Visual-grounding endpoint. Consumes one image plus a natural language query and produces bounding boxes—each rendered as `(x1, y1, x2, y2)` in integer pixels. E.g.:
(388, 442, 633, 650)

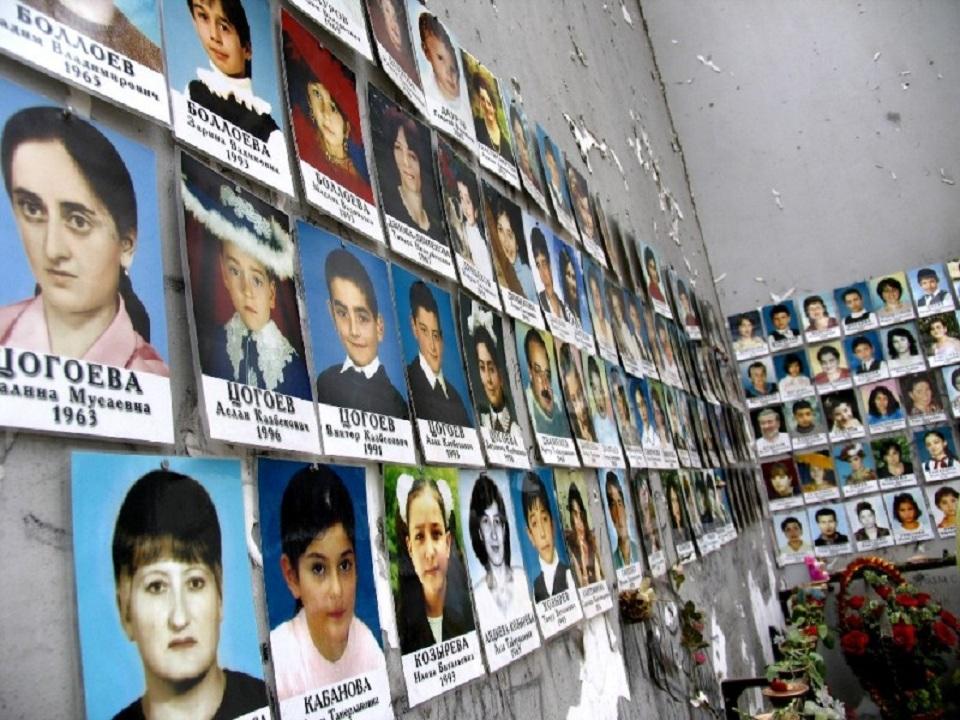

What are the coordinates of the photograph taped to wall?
(860, 378, 905, 434)
(556, 338, 604, 468)
(458, 292, 531, 468)
(882, 322, 927, 377)
(298, 223, 416, 463)
(365, 0, 426, 114)
(915, 425, 960, 483)
(555, 469, 614, 618)
(784, 394, 827, 449)
(499, 83, 548, 213)
(741, 356, 779, 408)
(368, 84, 455, 279)
(844, 329, 888, 385)
(281, 12, 383, 243)
(535, 125, 579, 239)
(457, 468, 540, 671)
(642, 242, 673, 320)
(483, 182, 543, 327)
(607, 282, 643, 375)
(607, 363, 646, 467)
(382, 464, 484, 705)
(917, 311, 960, 368)
(800, 291, 842, 342)
(582, 257, 618, 364)
(392, 263, 484, 467)
(762, 300, 803, 352)
(821, 388, 865, 443)
(461, 50, 519, 188)
(257, 459, 391, 720)
(871, 434, 917, 491)
(598, 468, 645, 590)
(774, 350, 814, 402)
(807, 502, 853, 558)
(585, 353, 626, 468)
(807, 339, 852, 392)
(514, 320, 578, 466)
(162, 0, 294, 195)
(509, 467, 584, 638)
(884, 488, 935, 544)
(943, 364, 960, 418)
(834, 280, 878, 333)
(728, 309, 766, 361)
(179, 153, 319, 453)
(772, 510, 813, 566)
(631, 469, 666, 576)
(408, 2, 477, 152)
(287, 0, 373, 61)
(565, 162, 606, 265)
(751, 404, 792, 458)
(436, 138, 501, 309)
(0, 0, 169, 122)
(844, 494, 894, 552)
(901, 370, 947, 427)
(870, 271, 915, 326)
(762, 458, 803, 511)
(795, 450, 840, 504)
(0, 78, 173, 443)
(662, 470, 695, 563)
(909, 263, 955, 317)
(924, 481, 958, 539)
(72, 452, 270, 720)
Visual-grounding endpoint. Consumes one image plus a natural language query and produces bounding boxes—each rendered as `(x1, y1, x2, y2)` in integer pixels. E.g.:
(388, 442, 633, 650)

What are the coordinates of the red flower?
(941, 610, 959, 631)
(693, 650, 707, 665)
(915, 592, 931, 606)
(847, 595, 866, 610)
(895, 594, 920, 608)
(876, 585, 893, 600)
(892, 623, 917, 653)
(840, 630, 870, 656)
(932, 621, 957, 647)
(802, 625, 819, 637)
(845, 614, 863, 629)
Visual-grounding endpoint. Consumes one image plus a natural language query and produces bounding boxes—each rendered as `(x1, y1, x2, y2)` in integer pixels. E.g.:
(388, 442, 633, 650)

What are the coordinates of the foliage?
(679, 599, 709, 665)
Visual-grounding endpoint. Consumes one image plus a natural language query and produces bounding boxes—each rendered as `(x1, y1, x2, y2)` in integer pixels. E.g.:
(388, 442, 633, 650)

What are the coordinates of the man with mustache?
(523, 328, 571, 438)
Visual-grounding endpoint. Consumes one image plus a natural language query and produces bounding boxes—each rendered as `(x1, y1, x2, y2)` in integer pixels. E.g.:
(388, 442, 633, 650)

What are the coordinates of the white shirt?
(463, 223, 494, 281)
(341, 355, 381, 379)
(539, 550, 561, 593)
(418, 353, 448, 396)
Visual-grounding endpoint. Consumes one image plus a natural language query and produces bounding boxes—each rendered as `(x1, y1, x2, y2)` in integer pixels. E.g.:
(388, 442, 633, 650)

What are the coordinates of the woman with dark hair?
(111, 469, 266, 719)
(886, 326, 921, 369)
(470, 70, 513, 163)
(467, 474, 530, 624)
(367, 0, 421, 82)
(643, 246, 664, 302)
(565, 483, 601, 585)
(892, 492, 923, 532)
(812, 345, 850, 384)
(866, 385, 903, 422)
(877, 440, 913, 479)
(282, 23, 372, 202)
(396, 472, 475, 653)
(185, 0, 279, 142)
(487, 190, 536, 300)
(271, 466, 385, 700)
(778, 353, 812, 394)
(374, 99, 444, 241)
(0, 107, 168, 375)
(875, 276, 910, 319)
(559, 246, 581, 327)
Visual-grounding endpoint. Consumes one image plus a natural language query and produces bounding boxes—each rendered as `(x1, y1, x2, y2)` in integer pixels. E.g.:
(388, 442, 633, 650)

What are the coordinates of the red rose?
(876, 585, 893, 600)
(932, 621, 957, 647)
(802, 625, 819, 637)
(915, 592, 931, 606)
(845, 614, 863, 629)
(892, 623, 917, 653)
(895, 593, 920, 608)
(848, 595, 866, 610)
(693, 650, 707, 665)
(941, 610, 959, 631)
(840, 630, 870, 656)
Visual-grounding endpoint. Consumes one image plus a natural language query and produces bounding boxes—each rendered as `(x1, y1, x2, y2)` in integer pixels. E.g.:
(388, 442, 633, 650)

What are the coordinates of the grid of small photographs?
(729, 266, 960, 565)
(0, 1, 783, 716)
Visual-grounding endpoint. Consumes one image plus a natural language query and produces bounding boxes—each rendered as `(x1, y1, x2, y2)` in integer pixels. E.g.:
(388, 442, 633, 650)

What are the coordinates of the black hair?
(952, 367, 960, 388)
(814, 507, 837, 521)
(586, 355, 601, 384)
(605, 471, 623, 501)
(521, 471, 550, 527)
(878, 439, 903, 459)
(876, 276, 902, 297)
(409, 279, 439, 322)
(468, 473, 510, 568)
(491, 193, 527, 264)
(325, 248, 378, 317)
(783, 353, 804, 372)
(867, 385, 900, 417)
(112, 469, 222, 591)
(419, 11, 455, 59)
(792, 399, 812, 414)
(855, 500, 874, 516)
(186, 0, 252, 77)
(780, 516, 801, 531)
(816, 345, 840, 362)
(916, 267, 938, 283)
(280, 466, 356, 609)
(893, 492, 921, 520)
(842, 287, 862, 301)
(404, 475, 449, 535)
(851, 336, 873, 352)
(770, 303, 790, 317)
(923, 429, 946, 444)
(559, 246, 579, 310)
(934, 486, 959, 505)
(523, 327, 547, 365)
(530, 226, 549, 261)
(1, 106, 150, 340)
(748, 361, 766, 374)
(567, 482, 589, 528)
(886, 327, 918, 358)
(803, 295, 826, 313)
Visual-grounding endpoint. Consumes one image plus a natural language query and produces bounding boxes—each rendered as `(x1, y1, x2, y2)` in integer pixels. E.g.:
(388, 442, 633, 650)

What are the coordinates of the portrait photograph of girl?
(162, 0, 294, 194)
(72, 452, 268, 720)
(631, 469, 666, 575)
(882, 322, 926, 377)
(383, 464, 484, 705)
(457, 469, 540, 671)
(462, 51, 518, 187)
(258, 459, 391, 720)
(860, 379, 906, 432)
(924, 482, 958, 538)
(0, 80, 173, 441)
(884, 489, 934, 544)
(365, 0, 426, 112)
(555, 469, 613, 617)
(281, 11, 383, 242)
(663, 470, 696, 562)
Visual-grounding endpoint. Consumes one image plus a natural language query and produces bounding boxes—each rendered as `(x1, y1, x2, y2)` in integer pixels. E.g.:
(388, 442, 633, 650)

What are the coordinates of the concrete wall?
(0, 2, 777, 720)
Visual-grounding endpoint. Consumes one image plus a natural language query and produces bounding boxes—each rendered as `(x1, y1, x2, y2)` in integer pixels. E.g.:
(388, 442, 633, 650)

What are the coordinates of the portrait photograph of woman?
(368, 84, 454, 278)
(462, 52, 518, 186)
(800, 292, 841, 342)
(457, 469, 540, 671)
(258, 460, 391, 719)
(383, 464, 484, 704)
(281, 12, 382, 242)
(365, 0, 423, 96)
(870, 271, 915, 325)
(870, 436, 917, 489)
(662, 471, 694, 560)
(884, 489, 934, 543)
(729, 310, 767, 360)
(843, 496, 893, 551)
(918, 311, 960, 367)
(162, 0, 294, 194)
(482, 181, 542, 322)
(555, 468, 613, 617)
(0, 81, 173, 440)
(72, 452, 269, 720)
(860, 379, 906, 432)
(631, 469, 666, 574)
(882, 322, 926, 376)
(924, 482, 958, 538)
(500, 85, 548, 212)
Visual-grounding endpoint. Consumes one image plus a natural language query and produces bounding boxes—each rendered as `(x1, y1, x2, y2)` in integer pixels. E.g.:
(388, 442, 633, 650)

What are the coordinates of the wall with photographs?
(644, 1, 960, 313)
(0, 4, 779, 720)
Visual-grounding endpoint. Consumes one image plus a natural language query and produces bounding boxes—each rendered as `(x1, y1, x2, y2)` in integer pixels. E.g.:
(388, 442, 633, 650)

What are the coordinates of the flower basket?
(836, 557, 958, 720)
